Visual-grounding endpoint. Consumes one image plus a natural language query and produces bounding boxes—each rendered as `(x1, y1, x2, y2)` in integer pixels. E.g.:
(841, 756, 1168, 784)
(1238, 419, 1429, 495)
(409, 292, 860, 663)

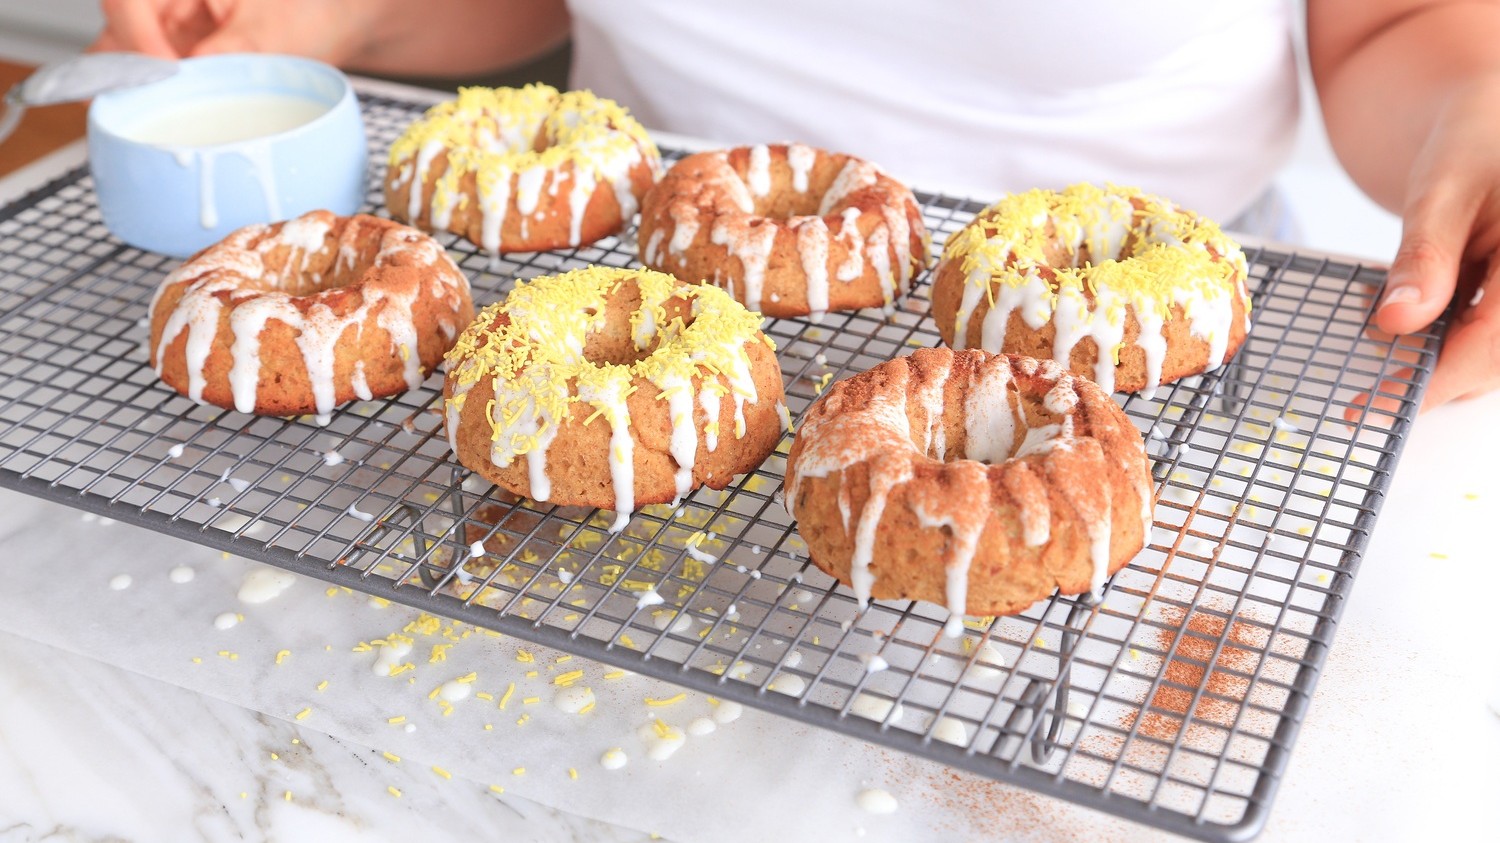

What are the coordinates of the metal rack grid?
(0, 90, 1441, 842)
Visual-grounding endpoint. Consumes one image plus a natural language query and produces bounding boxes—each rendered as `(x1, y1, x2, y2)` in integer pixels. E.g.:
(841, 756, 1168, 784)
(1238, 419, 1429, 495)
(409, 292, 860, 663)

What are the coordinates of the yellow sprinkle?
(476, 691, 494, 701)
(456, 672, 479, 684)
(569, 768, 579, 780)
(490, 784, 505, 794)
(275, 650, 291, 665)
(369, 596, 391, 608)
(316, 680, 329, 692)
(554, 669, 586, 686)
(388, 786, 402, 798)
(270, 752, 279, 760)
(516, 714, 530, 725)
(522, 696, 541, 705)
(645, 693, 687, 707)
(619, 634, 637, 648)
(325, 587, 339, 597)
(440, 701, 454, 716)
(284, 791, 292, 802)
(295, 708, 312, 721)
(383, 751, 401, 763)
(603, 670, 628, 680)
(1464, 492, 1480, 500)
(499, 682, 516, 709)
(516, 650, 534, 663)
(387, 715, 406, 724)
(432, 765, 452, 779)
(526, 670, 539, 678)
(428, 686, 442, 700)
(484, 723, 494, 730)
(1429, 552, 1449, 560)
(430, 644, 451, 663)
(513, 767, 526, 776)
(217, 650, 237, 661)
(652, 718, 672, 738)
(555, 654, 573, 664)
(579, 701, 596, 714)
(191, 657, 202, 664)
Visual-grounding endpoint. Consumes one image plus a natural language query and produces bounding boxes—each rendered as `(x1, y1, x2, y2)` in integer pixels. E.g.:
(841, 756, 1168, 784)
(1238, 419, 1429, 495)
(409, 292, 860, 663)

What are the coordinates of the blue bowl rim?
(86, 53, 359, 154)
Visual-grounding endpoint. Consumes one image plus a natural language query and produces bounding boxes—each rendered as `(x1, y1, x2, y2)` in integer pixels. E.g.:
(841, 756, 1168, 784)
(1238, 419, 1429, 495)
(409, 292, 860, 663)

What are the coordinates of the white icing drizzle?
(407, 140, 445, 222)
(834, 207, 865, 281)
(746, 144, 772, 196)
(795, 216, 831, 321)
(662, 373, 697, 502)
(787, 143, 815, 193)
(478, 169, 512, 254)
(578, 377, 635, 532)
(818, 160, 878, 216)
(710, 217, 775, 313)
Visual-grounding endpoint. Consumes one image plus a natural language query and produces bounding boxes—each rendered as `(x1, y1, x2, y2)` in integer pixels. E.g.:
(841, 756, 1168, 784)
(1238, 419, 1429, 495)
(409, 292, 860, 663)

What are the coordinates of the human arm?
(1309, 0, 1500, 407)
(93, 0, 571, 78)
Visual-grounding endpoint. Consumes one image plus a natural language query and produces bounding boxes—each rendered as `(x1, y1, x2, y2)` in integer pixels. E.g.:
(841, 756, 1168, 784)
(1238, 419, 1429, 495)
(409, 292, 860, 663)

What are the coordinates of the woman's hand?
(90, 0, 570, 78)
(1374, 76, 1500, 409)
(92, 0, 370, 64)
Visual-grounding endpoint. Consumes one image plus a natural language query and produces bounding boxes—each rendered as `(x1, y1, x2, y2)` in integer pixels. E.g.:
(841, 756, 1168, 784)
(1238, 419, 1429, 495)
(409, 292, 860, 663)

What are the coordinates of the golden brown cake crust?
(785, 347, 1154, 621)
(442, 267, 786, 524)
(638, 144, 930, 319)
(149, 212, 474, 418)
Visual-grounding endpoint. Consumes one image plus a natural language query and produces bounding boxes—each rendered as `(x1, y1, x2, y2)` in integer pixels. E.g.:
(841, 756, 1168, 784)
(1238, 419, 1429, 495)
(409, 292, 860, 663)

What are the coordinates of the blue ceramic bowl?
(87, 54, 367, 257)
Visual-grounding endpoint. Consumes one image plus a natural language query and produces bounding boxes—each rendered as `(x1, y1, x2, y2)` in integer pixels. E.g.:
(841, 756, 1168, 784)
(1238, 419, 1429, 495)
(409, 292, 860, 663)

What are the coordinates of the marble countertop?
(0, 384, 1495, 842)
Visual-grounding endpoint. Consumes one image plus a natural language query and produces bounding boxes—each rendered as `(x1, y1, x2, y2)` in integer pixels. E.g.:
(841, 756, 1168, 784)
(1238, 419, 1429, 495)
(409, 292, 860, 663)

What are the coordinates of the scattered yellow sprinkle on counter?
(490, 784, 505, 794)
(603, 670, 628, 680)
(499, 682, 516, 709)
(275, 649, 291, 665)
(432, 765, 452, 780)
(316, 680, 329, 692)
(512, 767, 526, 776)
(554, 670, 586, 687)
(382, 751, 401, 764)
(646, 693, 686, 707)
(295, 708, 312, 721)
(430, 644, 451, 663)
(568, 768, 579, 780)
(387, 715, 406, 725)
(270, 752, 279, 761)
(388, 785, 402, 798)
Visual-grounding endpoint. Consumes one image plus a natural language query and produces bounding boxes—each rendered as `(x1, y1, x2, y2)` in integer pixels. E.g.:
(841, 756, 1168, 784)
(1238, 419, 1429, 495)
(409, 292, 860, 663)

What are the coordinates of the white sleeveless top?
(568, 0, 1299, 221)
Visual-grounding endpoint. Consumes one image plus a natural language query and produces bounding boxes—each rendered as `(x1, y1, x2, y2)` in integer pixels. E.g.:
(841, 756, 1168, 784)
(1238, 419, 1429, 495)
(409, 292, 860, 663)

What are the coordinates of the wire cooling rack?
(0, 88, 1442, 842)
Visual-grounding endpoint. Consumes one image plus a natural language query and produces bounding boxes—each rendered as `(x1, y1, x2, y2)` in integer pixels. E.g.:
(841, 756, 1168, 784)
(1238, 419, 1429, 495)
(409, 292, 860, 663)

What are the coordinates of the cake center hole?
(581, 284, 697, 368)
(924, 388, 1071, 464)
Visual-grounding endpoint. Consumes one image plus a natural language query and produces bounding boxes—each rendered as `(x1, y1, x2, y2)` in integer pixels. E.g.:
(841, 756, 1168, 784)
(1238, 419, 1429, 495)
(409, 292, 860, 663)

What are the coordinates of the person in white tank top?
(94, 0, 1500, 408)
